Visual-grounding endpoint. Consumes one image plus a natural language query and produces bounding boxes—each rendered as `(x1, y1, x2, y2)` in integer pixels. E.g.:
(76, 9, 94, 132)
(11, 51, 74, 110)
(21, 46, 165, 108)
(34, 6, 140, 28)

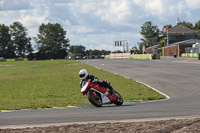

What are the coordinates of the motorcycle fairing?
(81, 81, 89, 94)
(90, 88, 110, 104)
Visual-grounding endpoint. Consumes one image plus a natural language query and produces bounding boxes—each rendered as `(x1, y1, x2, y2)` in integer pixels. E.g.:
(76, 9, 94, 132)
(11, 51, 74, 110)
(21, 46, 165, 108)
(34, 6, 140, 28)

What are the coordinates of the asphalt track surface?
(1, 58, 200, 128)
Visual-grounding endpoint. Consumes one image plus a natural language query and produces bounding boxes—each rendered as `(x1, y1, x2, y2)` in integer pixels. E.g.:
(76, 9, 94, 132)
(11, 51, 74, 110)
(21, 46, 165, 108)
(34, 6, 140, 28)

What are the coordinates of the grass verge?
(0, 60, 165, 110)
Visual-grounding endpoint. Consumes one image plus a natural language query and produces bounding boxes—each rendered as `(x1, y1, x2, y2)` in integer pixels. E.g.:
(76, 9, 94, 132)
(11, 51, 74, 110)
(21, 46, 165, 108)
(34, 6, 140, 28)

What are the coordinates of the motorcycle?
(81, 79, 123, 107)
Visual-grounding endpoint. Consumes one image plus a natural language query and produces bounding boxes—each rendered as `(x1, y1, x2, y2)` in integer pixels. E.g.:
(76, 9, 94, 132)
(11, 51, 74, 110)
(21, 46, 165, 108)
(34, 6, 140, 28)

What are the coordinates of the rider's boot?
(108, 86, 114, 95)
(103, 80, 114, 95)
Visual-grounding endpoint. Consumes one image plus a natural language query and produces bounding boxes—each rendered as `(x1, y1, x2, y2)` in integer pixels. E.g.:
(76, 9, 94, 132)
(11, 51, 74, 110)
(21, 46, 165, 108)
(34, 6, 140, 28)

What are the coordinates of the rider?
(79, 69, 114, 94)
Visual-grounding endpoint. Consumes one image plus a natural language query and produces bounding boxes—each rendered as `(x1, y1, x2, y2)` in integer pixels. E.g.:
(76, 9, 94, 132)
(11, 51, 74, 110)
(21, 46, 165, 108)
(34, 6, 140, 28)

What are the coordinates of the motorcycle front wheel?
(113, 91, 123, 106)
(87, 91, 102, 107)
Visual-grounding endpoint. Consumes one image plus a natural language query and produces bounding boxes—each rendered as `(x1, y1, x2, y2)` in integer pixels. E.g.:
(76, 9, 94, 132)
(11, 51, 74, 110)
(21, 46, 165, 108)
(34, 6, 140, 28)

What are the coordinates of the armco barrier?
(181, 53, 198, 58)
(130, 54, 152, 60)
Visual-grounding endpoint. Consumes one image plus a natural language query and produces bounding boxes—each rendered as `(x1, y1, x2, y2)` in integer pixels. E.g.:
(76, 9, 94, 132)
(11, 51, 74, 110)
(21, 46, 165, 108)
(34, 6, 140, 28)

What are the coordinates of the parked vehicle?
(81, 79, 123, 107)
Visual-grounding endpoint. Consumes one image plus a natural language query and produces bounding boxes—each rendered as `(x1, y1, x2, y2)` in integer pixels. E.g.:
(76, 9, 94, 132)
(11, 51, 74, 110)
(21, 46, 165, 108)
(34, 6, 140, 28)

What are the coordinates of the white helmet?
(79, 69, 88, 79)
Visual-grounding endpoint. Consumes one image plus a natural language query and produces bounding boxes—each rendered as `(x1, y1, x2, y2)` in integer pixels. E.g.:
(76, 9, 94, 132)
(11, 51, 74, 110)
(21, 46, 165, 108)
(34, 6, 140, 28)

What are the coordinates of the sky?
(0, 0, 200, 51)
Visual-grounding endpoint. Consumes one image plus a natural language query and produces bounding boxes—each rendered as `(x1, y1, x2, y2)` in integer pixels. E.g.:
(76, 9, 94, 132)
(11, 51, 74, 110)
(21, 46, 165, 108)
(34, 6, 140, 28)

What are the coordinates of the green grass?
(0, 60, 165, 110)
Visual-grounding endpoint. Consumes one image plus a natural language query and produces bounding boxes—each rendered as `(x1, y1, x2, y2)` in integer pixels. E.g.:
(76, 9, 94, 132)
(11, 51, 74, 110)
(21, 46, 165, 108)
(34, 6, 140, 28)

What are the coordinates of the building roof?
(167, 24, 198, 34)
(163, 39, 200, 48)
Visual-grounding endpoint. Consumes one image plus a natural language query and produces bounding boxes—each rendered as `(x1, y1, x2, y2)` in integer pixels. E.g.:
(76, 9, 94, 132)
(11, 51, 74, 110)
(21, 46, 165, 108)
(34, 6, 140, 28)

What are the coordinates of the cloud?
(94, 1, 133, 25)
(19, 9, 49, 27)
(0, 1, 4, 7)
(169, 1, 185, 14)
(168, 0, 200, 24)
(132, 0, 199, 24)
(185, 0, 200, 9)
(71, 26, 95, 34)
(70, 0, 133, 26)
(0, 0, 31, 11)
(146, 0, 164, 15)
(133, 0, 164, 16)
(0, 5, 49, 36)
(0, 0, 199, 51)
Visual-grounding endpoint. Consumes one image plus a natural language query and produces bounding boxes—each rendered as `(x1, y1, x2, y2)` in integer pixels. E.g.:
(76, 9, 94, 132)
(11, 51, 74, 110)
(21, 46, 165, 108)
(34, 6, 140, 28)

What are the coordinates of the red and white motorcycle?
(81, 79, 123, 107)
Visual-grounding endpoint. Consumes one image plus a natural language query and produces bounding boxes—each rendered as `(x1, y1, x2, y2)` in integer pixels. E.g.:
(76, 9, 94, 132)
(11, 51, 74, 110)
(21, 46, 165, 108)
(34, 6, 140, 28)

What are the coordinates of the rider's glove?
(92, 78, 98, 83)
(104, 80, 110, 85)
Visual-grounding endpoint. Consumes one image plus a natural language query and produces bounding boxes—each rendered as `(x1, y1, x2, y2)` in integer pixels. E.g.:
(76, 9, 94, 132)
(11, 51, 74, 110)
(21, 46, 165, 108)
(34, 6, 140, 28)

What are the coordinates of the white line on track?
(135, 80, 171, 100)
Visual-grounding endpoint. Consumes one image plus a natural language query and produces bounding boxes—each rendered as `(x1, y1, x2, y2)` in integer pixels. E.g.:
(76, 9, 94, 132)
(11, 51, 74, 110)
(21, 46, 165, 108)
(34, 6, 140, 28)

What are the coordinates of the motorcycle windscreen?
(81, 81, 89, 93)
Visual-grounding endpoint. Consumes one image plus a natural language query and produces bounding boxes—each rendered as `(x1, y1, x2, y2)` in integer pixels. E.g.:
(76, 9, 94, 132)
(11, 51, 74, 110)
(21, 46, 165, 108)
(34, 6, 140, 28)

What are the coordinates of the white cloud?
(133, 0, 142, 5)
(132, 0, 199, 23)
(63, 20, 71, 26)
(0, 0, 199, 51)
(185, 0, 200, 9)
(169, 1, 185, 15)
(168, 1, 200, 24)
(133, 0, 164, 16)
(0, 1, 4, 6)
(0, 0, 30, 11)
(0, 11, 17, 24)
(70, 0, 133, 25)
(73, 26, 94, 34)
(145, 0, 164, 16)
(0, 4, 49, 37)
(94, 1, 133, 25)
(18, 9, 49, 27)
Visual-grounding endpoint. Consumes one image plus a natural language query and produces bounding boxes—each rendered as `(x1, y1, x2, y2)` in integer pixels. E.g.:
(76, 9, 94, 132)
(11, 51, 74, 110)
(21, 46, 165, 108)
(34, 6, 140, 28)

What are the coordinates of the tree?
(5, 41, 16, 58)
(180, 21, 193, 29)
(10, 22, 32, 57)
(140, 21, 160, 46)
(137, 41, 145, 54)
(0, 24, 11, 57)
(158, 40, 164, 56)
(35, 23, 70, 59)
(85, 49, 111, 55)
(194, 20, 200, 30)
(101, 50, 111, 55)
(25, 37, 34, 59)
(69, 45, 86, 56)
(194, 21, 200, 39)
(86, 49, 101, 55)
(162, 24, 172, 31)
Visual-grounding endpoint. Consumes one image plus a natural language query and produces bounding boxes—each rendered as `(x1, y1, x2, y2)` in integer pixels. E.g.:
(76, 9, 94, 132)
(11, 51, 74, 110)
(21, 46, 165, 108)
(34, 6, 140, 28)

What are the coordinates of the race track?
(1, 58, 200, 128)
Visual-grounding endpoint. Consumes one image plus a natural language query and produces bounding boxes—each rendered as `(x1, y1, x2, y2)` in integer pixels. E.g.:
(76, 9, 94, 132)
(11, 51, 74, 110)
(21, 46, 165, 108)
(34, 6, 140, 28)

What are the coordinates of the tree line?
(68, 45, 110, 57)
(0, 22, 70, 60)
(1, 20, 199, 59)
(0, 22, 32, 58)
(0, 22, 111, 60)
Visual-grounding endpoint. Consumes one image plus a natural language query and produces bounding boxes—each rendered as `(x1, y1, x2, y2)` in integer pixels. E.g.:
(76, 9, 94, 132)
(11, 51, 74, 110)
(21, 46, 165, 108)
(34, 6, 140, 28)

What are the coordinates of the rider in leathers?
(79, 69, 114, 94)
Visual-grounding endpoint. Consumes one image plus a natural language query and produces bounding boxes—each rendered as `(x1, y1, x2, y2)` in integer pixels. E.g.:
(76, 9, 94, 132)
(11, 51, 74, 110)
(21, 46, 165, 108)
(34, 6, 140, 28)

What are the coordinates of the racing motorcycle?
(81, 79, 123, 107)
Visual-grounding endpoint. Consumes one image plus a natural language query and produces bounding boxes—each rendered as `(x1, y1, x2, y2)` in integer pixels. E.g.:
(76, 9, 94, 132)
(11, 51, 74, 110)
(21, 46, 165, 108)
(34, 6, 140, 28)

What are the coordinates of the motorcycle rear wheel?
(87, 91, 102, 107)
(113, 91, 123, 106)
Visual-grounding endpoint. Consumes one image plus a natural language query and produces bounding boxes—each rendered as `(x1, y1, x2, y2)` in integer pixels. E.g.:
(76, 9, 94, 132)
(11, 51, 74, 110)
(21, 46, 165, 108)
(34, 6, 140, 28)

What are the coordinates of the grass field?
(0, 60, 165, 110)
